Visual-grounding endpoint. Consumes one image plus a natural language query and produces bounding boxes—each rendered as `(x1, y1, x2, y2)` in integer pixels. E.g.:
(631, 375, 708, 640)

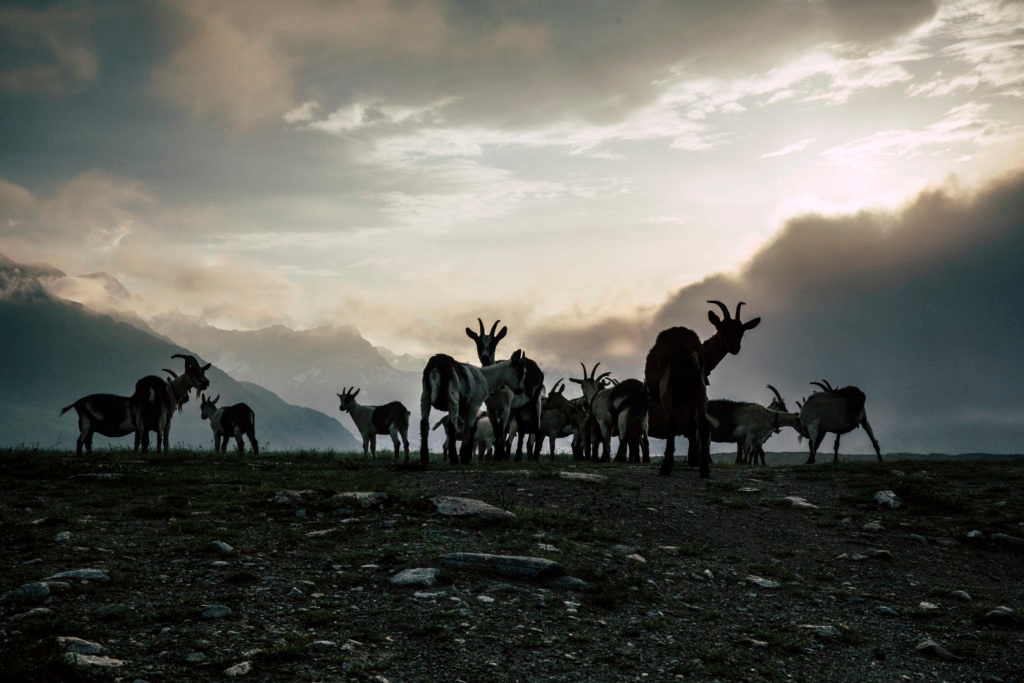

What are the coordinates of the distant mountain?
(149, 314, 424, 432)
(0, 260, 359, 452)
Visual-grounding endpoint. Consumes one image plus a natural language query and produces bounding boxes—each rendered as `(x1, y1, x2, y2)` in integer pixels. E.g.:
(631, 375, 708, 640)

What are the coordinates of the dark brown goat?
(645, 301, 761, 477)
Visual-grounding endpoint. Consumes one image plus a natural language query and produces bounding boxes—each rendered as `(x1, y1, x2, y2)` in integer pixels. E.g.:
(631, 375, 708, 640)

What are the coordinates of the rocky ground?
(0, 450, 1022, 682)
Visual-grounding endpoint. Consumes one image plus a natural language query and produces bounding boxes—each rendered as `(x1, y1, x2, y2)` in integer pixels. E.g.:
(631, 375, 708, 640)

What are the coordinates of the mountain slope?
(0, 270, 359, 452)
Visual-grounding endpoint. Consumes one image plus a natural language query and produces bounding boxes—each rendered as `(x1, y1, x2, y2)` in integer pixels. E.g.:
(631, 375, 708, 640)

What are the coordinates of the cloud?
(0, 5, 98, 94)
(760, 138, 817, 159)
(533, 167, 1024, 453)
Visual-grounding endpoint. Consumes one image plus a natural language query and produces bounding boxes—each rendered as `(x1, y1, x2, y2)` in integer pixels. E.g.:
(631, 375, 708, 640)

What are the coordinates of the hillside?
(0, 267, 358, 452)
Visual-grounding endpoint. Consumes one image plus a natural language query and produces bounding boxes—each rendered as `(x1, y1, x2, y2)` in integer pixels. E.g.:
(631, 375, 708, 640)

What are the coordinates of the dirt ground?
(1, 450, 1022, 682)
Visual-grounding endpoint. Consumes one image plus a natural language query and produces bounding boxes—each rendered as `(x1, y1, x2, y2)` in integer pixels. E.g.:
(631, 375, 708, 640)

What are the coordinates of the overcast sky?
(2, 0, 1023, 368)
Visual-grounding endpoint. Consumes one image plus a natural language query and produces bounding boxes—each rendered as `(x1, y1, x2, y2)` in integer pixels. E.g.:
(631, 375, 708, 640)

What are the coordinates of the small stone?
(287, 587, 304, 599)
(186, 652, 206, 663)
(201, 605, 232, 619)
(45, 569, 110, 583)
(992, 533, 1024, 546)
(918, 601, 939, 611)
(224, 661, 252, 676)
(389, 568, 441, 587)
(949, 589, 972, 602)
(64, 653, 126, 668)
(874, 490, 902, 509)
(207, 541, 233, 553)
(908, 533, 928, 545)
(799, 624, 841, 640)
(966, 530, 983, 539)
(54, 531, 72, 543)
(1, 582, 51, 605)
(746, 575, 780, 589)
(873, 605, 900, 616)
(557, 472, 607, 483)
(57, 637, 103, 654)
(915, 638, 960, 660)
(981, 606, 1015, 625)
(784, 496, 818, 509)
(862, 520, 885, 532)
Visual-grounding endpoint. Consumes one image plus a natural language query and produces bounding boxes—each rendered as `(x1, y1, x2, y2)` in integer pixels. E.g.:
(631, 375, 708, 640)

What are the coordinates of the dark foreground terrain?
(0, 449, 1022, 682)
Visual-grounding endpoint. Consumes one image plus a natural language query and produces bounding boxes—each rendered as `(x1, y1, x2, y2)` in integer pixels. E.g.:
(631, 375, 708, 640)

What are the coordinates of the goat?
(200, 393, 259, 456)
(337, 386, 411, 462)
(799, 379, 882, 464)
(569, 362, 612, 460)
(590, 378, 650, 464)
(645, 300, 761, 477)
(709, 384, 792, 465)
(131, 353, 211, 453)
(162, 368, 190, 412)
(706, 397, 801, 466)
(434, 413, 496, 460)
(60, 393, 135, 456)
(467, 318, 546, 460)
(419, 350, 528, 465)
(61, 353, 209, 455)
(534, 379, 589, 460)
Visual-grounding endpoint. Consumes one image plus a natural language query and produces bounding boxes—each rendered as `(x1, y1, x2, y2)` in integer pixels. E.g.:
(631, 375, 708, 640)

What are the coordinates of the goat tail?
(60, 401, 77, 416)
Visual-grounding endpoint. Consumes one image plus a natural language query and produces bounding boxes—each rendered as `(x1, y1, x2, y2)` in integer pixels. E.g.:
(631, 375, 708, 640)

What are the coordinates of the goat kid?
(419, 349, 528, 465)
(200, 393, 259, 456)
(337, 387, 411, 462)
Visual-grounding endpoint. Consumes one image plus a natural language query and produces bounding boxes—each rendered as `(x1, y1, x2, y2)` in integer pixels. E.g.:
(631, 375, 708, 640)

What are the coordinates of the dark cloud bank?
(530, 170, 1024, 455)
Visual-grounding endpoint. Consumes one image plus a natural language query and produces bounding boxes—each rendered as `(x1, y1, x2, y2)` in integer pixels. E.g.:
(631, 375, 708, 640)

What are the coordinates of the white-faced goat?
(419, 349, 528, 465)
(200, 393, 259, 456)
(706, 385, 801, 466)
(337, 386, 411, 462)
(467, 318, 545, 460)
(799, 379, 882, 464)
(131, 353, 211, 453)
(645, 300, 761, 477)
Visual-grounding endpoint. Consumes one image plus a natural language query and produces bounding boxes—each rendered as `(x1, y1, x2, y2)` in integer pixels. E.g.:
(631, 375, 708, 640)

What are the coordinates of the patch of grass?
(256, 632, 312, 663)
(750, 627, 809, 655)
(892, 480, 971, 515)
(748, 561, 799, 582)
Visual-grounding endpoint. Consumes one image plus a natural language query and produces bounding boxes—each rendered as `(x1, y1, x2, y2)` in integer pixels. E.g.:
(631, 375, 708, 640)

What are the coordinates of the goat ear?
(708, 310, 722, 326)
(510, 349, 523, 363)
(202, 362, 211, 371)
(495, 326, 508, 342)
(569, 378, 582, 384)
(743, 317, 761, 330)
(465, 327, 479, 341)
(353, 388, 360, 398)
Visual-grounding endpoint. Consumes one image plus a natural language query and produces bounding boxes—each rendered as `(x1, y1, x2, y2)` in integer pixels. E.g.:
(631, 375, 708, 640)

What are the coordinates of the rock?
(558, 472, 607, 483)
(206, 540, 233, 553)
(746, 575, 780, 589)
(389, 568, 441, 587)
(784, 496, 818, 509)
(908, 533, 928, 545)
(980, 606, 1015, 625)
(64, 653, 126, 668)
(949, 589, 972, 602)
(915, 638, 960, 660)
(432, 497, 516, 524)
(966, 530, 983, 539)
(201, 604, 232, 618)
(1, 581, 50, 605)
(271, 490, 315, 505)
(331, 492, 389, 508)
(225, 660, 253, 676)
(992, 533, 1024, 546)
(45, 569, 110, 583)
(442, 553, 565, 579)
(799, 624, 841, 640)
(57, 637, 103, 654)
(873, 605, 900, 616)
(547, 576, 590, 591)
(306, 528, 337, 537)
(874, 490, 902, 508)
(54, 531, 72, 542)
(862, 520, 885, 533)
(918, 601, 939, 611)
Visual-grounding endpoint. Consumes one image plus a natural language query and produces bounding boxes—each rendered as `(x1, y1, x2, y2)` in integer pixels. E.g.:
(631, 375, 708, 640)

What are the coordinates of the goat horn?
(579, 362, 589, 379)
(590, 362, 601, 379)
(596, 371, 612, 382)
(477, 318, 485, 335)
(735, 301, 746, 319)
(766, 384, 783, 402)
(489, 319, 500, 336)
(171, 353, 200, 367)
(821, 378, 835, 391)
(707, 300, 731, 319)
(810, 381, 830, 392)
(163, 368, 178, 378)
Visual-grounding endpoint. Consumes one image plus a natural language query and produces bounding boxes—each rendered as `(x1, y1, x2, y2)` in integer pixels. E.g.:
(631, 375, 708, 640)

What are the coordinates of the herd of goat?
(60, 301, 882, 477)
